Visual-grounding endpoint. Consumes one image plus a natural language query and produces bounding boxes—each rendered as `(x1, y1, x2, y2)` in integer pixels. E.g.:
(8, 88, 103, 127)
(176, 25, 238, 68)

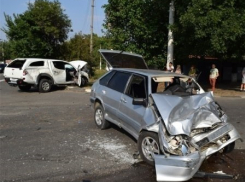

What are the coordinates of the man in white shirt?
(209, 64, 219, 91)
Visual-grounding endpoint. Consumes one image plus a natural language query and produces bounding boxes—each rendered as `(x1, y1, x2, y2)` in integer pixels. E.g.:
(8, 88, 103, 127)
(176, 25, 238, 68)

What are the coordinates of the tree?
(0, 40, 11, 61)
(174, 0, 245, 60)
(2, 0, 71, 58)
(60, 32, 113, 73)
(103, 0, 245, 63)
(103, 0, 171, 69)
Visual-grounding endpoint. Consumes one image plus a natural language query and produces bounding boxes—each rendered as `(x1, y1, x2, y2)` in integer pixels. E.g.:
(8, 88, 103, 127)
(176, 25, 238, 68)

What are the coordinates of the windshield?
(151, 76, 203, 96)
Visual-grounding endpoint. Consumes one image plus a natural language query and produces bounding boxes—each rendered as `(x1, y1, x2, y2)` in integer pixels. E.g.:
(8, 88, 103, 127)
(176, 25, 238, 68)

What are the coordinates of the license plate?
(10, 78, 17, 81)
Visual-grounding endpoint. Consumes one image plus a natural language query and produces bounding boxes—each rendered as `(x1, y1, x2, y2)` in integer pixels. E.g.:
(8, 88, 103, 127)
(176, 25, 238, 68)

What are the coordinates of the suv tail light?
(23, 69, 28, 76)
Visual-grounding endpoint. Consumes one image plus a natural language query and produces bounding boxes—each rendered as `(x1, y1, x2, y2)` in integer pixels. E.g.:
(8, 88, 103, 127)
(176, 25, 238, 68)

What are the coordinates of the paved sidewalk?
(201, 82, 245, 97)
(67, 82, 245, 98)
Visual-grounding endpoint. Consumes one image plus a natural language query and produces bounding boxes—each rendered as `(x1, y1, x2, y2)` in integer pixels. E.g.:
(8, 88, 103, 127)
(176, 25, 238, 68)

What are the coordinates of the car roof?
(14, 58, 65, 62)
(112, 68, 191, 78)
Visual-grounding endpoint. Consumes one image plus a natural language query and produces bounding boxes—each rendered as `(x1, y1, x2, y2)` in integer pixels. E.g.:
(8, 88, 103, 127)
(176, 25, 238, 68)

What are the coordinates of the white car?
(4, 58, 88, 92)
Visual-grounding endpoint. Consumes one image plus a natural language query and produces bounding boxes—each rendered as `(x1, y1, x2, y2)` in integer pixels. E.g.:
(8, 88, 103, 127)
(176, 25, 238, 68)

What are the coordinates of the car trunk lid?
(99, 49, 148, 70)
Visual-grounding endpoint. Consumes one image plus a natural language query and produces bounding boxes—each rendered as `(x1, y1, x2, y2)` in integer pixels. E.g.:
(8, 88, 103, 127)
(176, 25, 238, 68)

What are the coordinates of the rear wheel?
(138, 131, 160, 166)
(18, 85, 31, 91)
(39, 79, 52, 93)
(94, 103, 110, 129)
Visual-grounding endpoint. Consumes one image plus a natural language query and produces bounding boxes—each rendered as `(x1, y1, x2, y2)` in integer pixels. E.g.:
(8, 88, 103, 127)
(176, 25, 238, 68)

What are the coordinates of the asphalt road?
(0, 73, 245, 182)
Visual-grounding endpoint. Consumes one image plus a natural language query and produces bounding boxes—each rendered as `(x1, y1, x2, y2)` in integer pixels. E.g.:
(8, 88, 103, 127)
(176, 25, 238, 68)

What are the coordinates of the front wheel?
(94, 103, 110, 129)
(39, 79, 52, 93)
(18, 85, 31, 91)
(138, 131, 161, 166)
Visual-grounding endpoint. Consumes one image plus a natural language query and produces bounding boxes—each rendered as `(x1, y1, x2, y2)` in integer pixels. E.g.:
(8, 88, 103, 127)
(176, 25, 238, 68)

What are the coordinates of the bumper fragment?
(154, 151, 204, 182)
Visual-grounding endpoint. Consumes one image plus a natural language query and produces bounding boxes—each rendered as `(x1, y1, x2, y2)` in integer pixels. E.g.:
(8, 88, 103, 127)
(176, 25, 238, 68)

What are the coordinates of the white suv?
(4, 58, 79, 92)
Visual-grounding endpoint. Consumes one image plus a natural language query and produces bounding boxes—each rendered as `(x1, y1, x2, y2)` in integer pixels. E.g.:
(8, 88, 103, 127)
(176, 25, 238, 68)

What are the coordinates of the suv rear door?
(4, 59, 26, 81)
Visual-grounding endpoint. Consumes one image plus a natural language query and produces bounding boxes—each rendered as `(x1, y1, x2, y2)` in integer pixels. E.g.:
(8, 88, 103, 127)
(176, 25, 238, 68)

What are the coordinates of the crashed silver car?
(90, 49, 241, 181)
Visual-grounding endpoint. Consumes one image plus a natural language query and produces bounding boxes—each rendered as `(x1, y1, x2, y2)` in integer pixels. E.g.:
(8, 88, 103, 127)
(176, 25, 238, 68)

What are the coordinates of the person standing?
(188, 65, 197, 78)
(165, 62, 174, 88)
(167, 62, 174, 72)
(209, 64, 219, 91)
(175, 65, 182, 74)
(241, 67, 245, 91)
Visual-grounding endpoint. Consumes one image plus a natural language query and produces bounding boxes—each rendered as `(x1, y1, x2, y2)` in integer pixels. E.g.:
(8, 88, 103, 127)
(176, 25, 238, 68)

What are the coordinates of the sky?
(0, 0, 108, 41)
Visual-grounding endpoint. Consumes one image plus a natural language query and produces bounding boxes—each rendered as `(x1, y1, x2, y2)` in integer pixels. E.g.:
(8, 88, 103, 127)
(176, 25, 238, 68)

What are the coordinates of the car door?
(50, 61, 75, 84)
(100, 71, 131, 126)
(117, 74, 147, 138)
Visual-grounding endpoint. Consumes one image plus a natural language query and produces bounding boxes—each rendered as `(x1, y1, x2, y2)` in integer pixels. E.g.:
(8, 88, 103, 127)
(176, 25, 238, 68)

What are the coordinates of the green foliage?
(174, 0, 245, 59)
(103, 0, 245, 62)
(103, 0, 169, 68)
(0, 41, 11, 61)
(60, 32, 113, 74)
(92, 69, 107, 80)
(2, 0, 71, 58)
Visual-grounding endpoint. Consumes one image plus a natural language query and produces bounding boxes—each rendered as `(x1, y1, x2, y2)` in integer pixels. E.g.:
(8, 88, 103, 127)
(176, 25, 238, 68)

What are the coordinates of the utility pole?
(167, 0, 175, 70)
(90, 0, 94, 57)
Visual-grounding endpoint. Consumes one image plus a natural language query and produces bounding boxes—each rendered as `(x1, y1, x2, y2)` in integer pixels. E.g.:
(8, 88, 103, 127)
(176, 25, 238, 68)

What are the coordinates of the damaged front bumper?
(155, 122, 241, 182)
(154, 151, 204, 182)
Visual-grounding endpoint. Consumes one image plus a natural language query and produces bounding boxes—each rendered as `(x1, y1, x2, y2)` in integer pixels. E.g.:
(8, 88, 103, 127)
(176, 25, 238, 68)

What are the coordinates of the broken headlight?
(167, 135, 197, 156)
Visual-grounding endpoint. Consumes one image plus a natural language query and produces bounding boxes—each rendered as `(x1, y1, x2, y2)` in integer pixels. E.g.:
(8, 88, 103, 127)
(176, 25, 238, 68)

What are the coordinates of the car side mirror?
(133, 98, 147, 107)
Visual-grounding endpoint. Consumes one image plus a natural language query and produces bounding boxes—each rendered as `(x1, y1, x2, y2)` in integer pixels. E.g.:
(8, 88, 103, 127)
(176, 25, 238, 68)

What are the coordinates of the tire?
(39, 79, 52, 93)
(94, 103, 110, 129)
(18, 85, 31, 91)
(223, 141, 235, 153)
(138, 131, 161, 166)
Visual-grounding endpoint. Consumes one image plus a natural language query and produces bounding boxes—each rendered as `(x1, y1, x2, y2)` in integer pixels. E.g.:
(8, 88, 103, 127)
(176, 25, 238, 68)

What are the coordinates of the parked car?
(0, 63, 7, 73)
(70, 60, 89, 87)
(4, 58, 77, 92)
(90, 49, 241, 182)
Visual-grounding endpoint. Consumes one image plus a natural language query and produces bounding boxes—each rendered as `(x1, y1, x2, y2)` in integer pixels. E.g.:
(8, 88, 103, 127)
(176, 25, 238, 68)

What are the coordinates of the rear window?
(107, 72, 131, 93)
(99, 71, 116, 86)
(7, 60, 26, 69)
(29, 61, 44, 67)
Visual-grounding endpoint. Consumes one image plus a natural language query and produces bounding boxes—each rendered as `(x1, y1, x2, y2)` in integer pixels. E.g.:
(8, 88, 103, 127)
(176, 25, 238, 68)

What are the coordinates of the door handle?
(120, 98, 127, 103)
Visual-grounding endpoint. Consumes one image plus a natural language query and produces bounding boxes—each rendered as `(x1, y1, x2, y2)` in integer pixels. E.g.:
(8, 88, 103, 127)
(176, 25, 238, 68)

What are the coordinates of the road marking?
(0, 79, 5, 82)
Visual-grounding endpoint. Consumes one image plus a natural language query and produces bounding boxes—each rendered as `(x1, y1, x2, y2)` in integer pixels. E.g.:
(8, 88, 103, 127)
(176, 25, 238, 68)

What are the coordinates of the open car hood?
(70, 60, 87, 70)
(99, 49, 148, 70)
(151, 92, 227, 136)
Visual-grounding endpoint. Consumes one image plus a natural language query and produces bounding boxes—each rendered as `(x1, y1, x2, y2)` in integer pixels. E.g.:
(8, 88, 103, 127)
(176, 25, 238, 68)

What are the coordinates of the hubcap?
(95, 109, 103, 126)
(142, 137, 160, 161)
(42, 82, 50, 91)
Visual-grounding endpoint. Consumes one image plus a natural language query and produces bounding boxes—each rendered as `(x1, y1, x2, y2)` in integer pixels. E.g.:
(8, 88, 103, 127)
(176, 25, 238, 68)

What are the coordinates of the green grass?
(88, 69, 107, 86)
